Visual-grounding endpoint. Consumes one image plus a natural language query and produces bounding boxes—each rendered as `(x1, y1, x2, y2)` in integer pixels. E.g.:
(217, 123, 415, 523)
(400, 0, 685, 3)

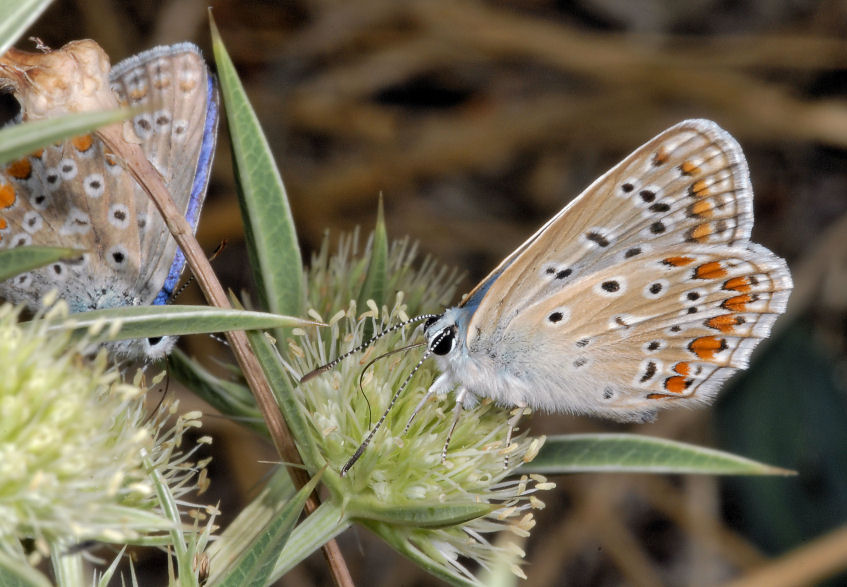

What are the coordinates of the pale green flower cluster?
(286, 232, 554, 582)
(0, 300, 210, 565)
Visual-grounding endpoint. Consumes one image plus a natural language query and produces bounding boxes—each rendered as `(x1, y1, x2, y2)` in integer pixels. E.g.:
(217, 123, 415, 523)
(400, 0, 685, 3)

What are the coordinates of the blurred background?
(17, 0, 847, 585)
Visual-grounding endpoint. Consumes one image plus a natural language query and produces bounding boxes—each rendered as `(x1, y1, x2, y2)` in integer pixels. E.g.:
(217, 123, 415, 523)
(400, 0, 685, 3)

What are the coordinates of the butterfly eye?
(430, 326, 456, 356)
(424, 315, 440, 329)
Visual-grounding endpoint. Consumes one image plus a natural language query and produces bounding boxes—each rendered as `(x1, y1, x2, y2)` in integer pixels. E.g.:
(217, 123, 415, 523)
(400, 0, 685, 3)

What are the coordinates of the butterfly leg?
(404, 390, 434, 434)
(503, 404, 527, 468)
(404, 371, 452, 433)
(441, 387, 468, 463)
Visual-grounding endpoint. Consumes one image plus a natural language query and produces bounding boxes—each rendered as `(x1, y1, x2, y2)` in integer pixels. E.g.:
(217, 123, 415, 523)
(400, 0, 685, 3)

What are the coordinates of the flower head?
(287, 232, 554, 582)
(0, 301, 210, 563)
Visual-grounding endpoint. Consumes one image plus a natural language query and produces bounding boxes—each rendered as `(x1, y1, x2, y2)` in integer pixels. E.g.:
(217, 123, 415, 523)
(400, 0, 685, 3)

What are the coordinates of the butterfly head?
(423, 306, 473, 362)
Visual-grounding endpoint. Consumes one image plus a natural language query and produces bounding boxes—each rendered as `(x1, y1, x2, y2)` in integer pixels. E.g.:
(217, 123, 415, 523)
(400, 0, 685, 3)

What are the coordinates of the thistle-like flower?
(0, 299, 211, 566)
(286, 232, 555, 583)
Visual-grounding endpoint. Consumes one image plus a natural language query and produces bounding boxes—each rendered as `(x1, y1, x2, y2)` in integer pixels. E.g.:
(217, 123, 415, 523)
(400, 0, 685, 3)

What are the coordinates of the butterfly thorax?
(424, 306, 537, 410)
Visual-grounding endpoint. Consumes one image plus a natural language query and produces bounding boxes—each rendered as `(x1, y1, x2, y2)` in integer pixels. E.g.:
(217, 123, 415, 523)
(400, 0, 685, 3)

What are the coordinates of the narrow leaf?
(0, 0, 54, 57)
(209, 16, 303, 320)
(41, 305, 320, 341)
(521, 433, 795, 476)
(357, 195, 389, 339)
(0, 109, 132, 166)
(357, 195, 389, 308)
(245, 328, 324, 471)
(211, 470, 323, 587)
(348, 498, 493, 528)
(206, 469, 296, 573)
(0, 246, 83, 281)
(0, 549, 52, 587)
(269, 500, 351, 582)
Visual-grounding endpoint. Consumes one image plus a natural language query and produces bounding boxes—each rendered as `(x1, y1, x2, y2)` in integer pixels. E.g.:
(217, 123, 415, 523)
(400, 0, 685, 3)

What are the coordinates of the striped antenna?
(299, 313, 440, 383)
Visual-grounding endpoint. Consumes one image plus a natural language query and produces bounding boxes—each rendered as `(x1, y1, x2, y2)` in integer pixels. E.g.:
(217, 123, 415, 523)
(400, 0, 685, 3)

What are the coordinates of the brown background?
(18, 1, 847, 585)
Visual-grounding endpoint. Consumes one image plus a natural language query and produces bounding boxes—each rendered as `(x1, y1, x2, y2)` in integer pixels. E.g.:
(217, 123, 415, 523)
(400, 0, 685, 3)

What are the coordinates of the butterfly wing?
(109, 43, 219, 305)
(0, 43, 217, 326)
(463, 119, 753, 326)
(458, 119, 791, 420)
(0, 132, 147, 312)
(469, 244, 791, 420)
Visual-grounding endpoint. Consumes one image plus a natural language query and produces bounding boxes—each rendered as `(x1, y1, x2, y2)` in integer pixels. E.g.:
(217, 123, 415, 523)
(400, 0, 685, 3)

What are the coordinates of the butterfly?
(305, 119, 793, 474)
(0, 42, 219, 359)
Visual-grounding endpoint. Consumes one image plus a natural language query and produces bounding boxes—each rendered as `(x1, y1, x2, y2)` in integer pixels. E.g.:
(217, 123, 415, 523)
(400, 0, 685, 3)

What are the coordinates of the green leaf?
(211, 469, 323, 587)
(141, 453, 194, 587)
(269, 500, 351, 582)
(40, 305, 319, 341)
(210, 16, 303, 322)
(96, 546, 128, 587)
(0, 246, 83, 281)
(357, 195, 389, 339)
(348, 498, 493, 528)
(168, 348, 263, 430)
(0, 549, 52, 587)
(0, 0, 54, 57)
(357, 195, 389, 308)
(206, 469, 296, 574)
(521, 433, 794, 475)
(245, 327, 324, 472)
(0, 109, 132, 166)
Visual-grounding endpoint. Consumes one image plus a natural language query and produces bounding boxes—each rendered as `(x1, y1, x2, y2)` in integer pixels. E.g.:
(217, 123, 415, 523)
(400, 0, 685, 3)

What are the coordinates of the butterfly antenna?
(142, 371, 172, 427)
(341, 348, 432, 476)
(300, 313, 439, 383)
(170, 240, 228, 303)
(357, 341, 427, 426)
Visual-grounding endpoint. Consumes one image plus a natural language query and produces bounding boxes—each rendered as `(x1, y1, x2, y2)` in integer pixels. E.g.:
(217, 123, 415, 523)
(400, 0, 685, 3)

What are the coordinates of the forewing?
(465, 119, 754, 342)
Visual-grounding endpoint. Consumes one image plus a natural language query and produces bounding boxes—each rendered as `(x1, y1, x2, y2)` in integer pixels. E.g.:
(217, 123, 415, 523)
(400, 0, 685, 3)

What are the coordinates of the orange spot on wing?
(71, 134, 93, 152)
(680, 161, 701, 176)
(690, 199, 714, 218)
(31, 148, 43, 159)
(695, 261, 727, 279)
(647, 393, 684, 401)
(689, 336, 726, 360)
(663, 256, 695, 267)
(103, 149, 119, 167)
(653, 147, 670, 166)
(0, 184, 16, 208)
(673, 362, 690, 375)
(722, 294, 752, 312)
(664, 376, 691, 394)
(724, 276, 751, 292)
(6, 158, 31, 180)
(690, 179, 709, 196)
(0, 217, 7, 229)
(689, 224, 712, 241)
(706, 314, 740, 333)
(129, 88, 148, 100)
